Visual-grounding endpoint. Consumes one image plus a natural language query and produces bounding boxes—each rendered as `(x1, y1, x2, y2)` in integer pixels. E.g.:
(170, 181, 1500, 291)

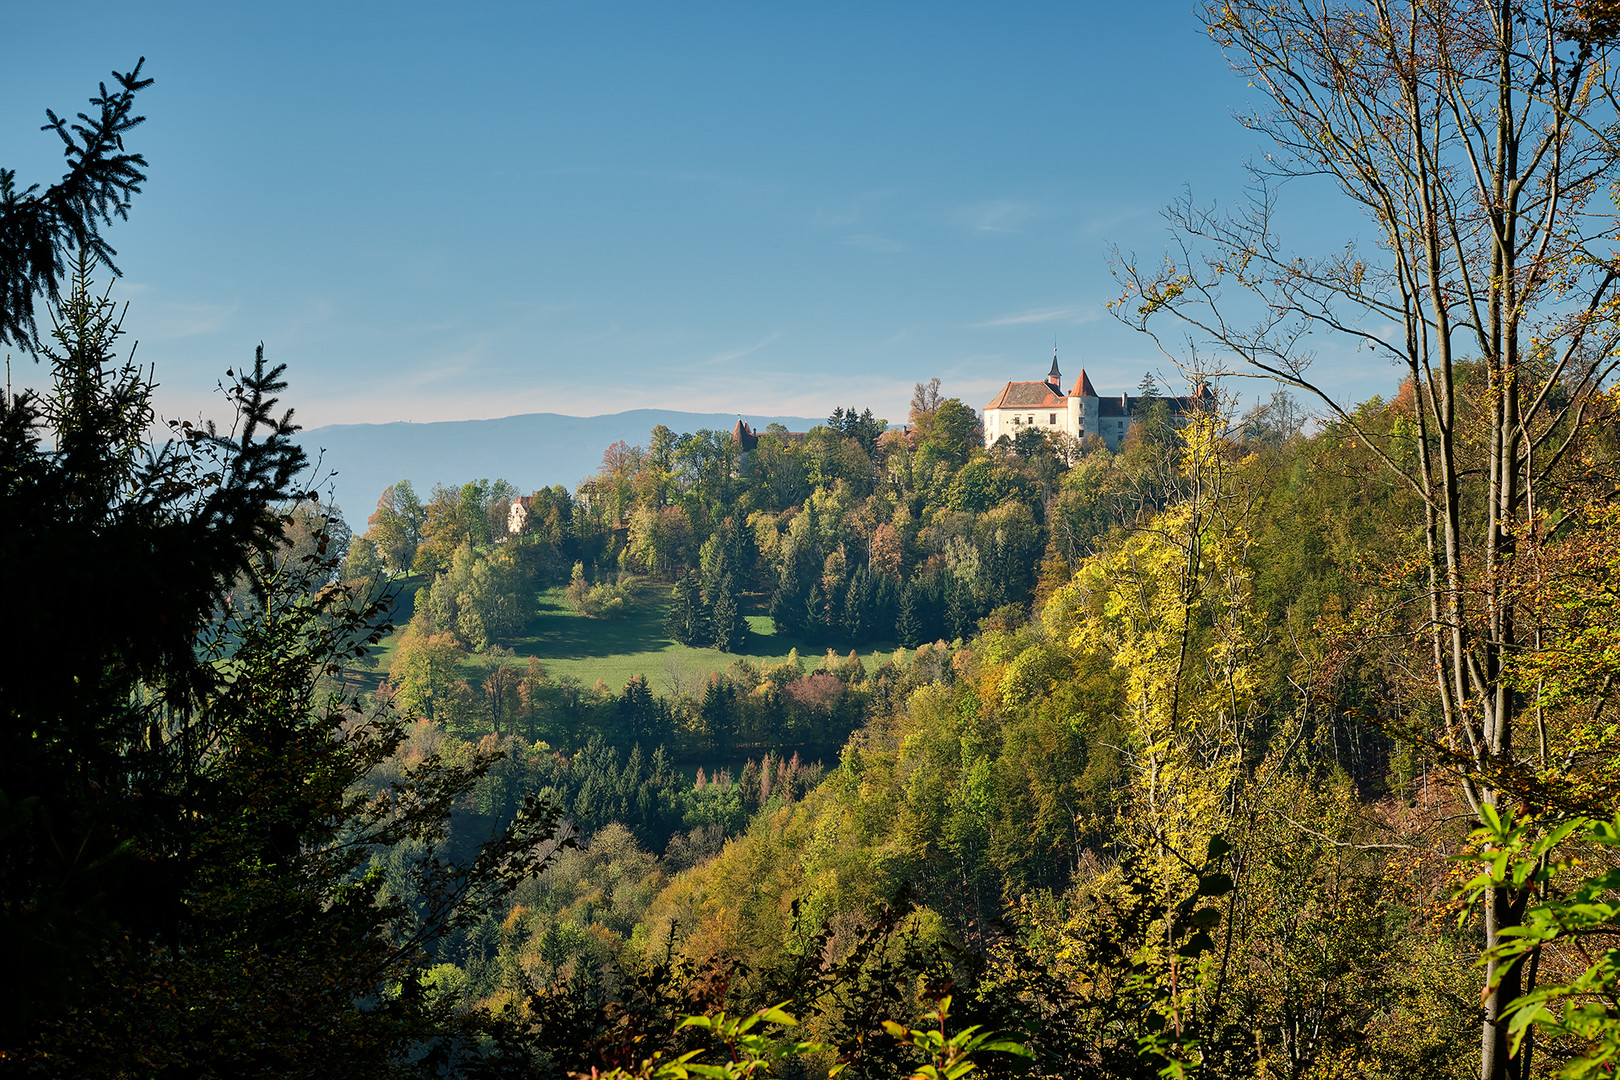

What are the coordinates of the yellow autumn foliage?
(1053, 415, 1264, 878)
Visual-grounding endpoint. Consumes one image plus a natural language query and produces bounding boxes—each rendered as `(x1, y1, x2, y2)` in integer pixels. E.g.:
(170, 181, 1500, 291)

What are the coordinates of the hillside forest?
(14, 5, 1620, 1079)
(320, 355, 1620, 1080)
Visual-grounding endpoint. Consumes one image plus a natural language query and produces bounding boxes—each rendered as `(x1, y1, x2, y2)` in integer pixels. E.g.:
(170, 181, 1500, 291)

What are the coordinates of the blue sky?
(2, 1, 1390, 429)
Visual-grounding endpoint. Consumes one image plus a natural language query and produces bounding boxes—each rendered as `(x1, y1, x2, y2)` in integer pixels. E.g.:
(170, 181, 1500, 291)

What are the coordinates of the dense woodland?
(15, 4, 1620, 1078)
(326, 371, 1571, 1080)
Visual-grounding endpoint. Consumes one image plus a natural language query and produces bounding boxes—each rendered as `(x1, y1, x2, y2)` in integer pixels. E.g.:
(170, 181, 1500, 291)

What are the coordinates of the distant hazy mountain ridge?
(294, 409, 826, 519)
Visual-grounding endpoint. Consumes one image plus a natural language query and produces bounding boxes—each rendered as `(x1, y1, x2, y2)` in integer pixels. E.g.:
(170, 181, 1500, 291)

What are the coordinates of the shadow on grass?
(495, 586, 897, 679)
(506, 586, 673, 659)
(732, 613, 897, 664)
(733, 617, 803, 660)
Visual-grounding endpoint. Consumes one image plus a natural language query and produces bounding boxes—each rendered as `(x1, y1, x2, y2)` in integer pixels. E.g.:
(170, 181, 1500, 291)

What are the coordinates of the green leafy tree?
(1462, 809, 1620, 1079)
(414, 483, 470, 574)
(366, 480, 425, 574)
(458, 479, 492, 547)
(390, 630, 468, 721)
(918, 398, 980, 468)
(423, 541, 529, 651)
(628, 504, 691, 579)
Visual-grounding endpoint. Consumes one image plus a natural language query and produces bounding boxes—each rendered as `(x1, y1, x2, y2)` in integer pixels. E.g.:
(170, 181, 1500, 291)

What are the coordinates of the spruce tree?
(842, 565, 869, 642)
(947, 579, 972, 642)
(804, 581, 826, 643)
(664, 574, 710, 646)
(699, 676, 735, 755)
(1, 263, 569, 1070)
(895, 583, 921, 648)
(1, 60, 152, 351)
(710, 574, 748, 653)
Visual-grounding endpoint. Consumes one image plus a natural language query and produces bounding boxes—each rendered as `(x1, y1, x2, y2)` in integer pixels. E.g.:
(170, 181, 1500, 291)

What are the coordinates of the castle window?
(1012, 415, 1020, 425)
(1049, 413, 1056, 425)
(1027, 415, 1034, 425)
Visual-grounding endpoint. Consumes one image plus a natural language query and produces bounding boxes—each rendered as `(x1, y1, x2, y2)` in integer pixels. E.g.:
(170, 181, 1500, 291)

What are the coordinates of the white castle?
(982, 352, 1213, 451)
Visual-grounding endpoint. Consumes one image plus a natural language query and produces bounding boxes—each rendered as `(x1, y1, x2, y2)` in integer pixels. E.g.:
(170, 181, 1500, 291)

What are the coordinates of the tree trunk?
(1115, 3, 1620, 1077)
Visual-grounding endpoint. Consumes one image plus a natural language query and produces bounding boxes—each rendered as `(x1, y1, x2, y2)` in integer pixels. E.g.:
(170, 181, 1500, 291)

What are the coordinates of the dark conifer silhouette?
(1, 60, 152, 351)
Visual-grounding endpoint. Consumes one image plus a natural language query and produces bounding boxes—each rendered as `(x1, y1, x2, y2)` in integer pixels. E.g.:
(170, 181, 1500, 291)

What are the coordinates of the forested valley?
(314, 361, 1620, 1080)
(14, 3, 1620, 1077)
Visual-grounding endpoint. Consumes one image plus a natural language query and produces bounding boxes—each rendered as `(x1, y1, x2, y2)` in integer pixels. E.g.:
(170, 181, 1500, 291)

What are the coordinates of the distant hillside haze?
(294, 409, 828, 521)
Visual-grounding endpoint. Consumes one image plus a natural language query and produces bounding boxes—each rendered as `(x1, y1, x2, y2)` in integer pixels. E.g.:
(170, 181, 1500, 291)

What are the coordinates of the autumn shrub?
(566, 560, 640, 619)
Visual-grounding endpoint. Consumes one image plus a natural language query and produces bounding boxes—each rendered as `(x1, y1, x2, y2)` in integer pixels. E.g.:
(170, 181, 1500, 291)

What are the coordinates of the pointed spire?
(1070, 369, 1099, 399)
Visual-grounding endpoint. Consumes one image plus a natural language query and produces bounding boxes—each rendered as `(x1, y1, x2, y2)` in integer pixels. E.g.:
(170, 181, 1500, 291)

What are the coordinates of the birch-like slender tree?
(1113, 3, 1620, 1076)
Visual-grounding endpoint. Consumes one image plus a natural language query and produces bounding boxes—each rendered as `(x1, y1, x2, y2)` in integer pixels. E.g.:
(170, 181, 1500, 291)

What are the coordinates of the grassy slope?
(486, 585, 898, 693)
(370, 581, 901, 694)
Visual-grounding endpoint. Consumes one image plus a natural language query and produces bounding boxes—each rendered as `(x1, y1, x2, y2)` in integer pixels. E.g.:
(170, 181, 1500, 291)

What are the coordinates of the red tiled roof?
(985, 381, 1066, 409)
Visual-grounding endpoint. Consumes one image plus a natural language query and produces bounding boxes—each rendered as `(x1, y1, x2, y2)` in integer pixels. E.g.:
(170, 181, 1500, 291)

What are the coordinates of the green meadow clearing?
(370, 581, 904, 693)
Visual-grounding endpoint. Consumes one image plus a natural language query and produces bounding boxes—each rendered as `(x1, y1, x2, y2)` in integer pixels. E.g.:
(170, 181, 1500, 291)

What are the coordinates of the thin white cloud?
(811, 205, 860, 230)
(954, 199, 1039, 234)
(696, 330, 785, 367)
(563, 323, 625, 348)
(141, 299, 241, 340)
(670, 169, 755, 189)
(1078, 205, 1153, 237)
(975, 305, 1101, 327)
(395, 335, 496, 391)
(810, 188, 901, 231)
(842, 233, 907, 254)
